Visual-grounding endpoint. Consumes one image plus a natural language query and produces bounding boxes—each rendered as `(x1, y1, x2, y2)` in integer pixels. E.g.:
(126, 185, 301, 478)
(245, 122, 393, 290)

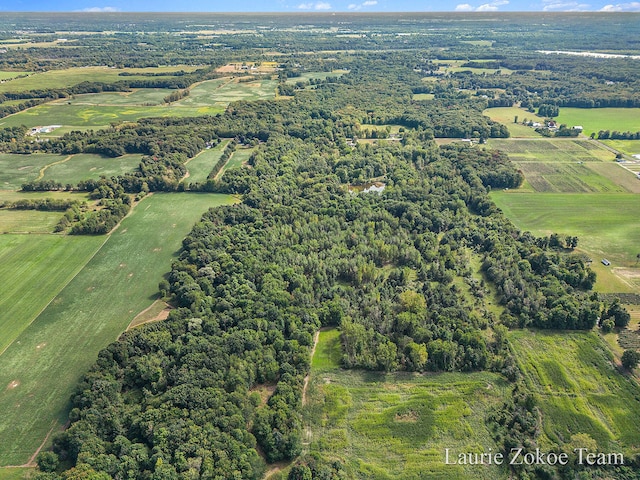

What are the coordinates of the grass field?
(304, 329, 509, 479)
(0, 192, 237, 466)
(602, 139, 640, 157)
(0, 72, 32, 80)
(490, 192, 640, 291)
(177, 78, 278, 107)
(40, 153, 141, 184)
(215, 146, 254, 179)
(510, 330, 640, 456)
(184, 140, 229, 184)
(0, 103, 223, 129)
(483, 107, 543, 138)
(0, 154, 64, 190)
(56, 89, 174, 106)
(284, 70, 347, 84)
(555, 108, 640, 137)
(0, 66, 201, 94)
(0, 210, 64, 233)
(0, 468, 33, 480)
(0, 235, 104, 355)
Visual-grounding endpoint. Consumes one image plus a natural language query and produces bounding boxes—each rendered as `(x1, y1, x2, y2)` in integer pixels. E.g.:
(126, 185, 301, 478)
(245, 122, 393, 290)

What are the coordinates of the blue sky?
(4, 0, 640, 12)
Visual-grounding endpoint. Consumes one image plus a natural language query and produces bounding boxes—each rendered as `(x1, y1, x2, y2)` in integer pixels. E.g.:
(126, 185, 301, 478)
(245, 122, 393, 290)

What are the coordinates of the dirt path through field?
(36, 155, 72, 181)
(302, 330, 321, 406)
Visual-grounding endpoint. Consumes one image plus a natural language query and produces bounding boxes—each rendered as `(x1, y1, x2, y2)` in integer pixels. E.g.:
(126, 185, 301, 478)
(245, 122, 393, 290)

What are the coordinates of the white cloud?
(476, 3, 499, 9)
(81, 6, 120, 11)
(599, 1, 640, 9)
(348, 0, 377, 9)
(315, 1, 332, 8)
(455, 0, 508, 10)
(542, 1, 590, 10)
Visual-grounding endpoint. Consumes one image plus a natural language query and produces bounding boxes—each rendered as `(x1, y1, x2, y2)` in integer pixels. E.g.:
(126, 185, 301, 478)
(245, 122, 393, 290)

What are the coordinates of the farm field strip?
(510, 330, 640, 454)
(0, 154, 65, 190)
(304, 329, 509, 480)
(0, 66, 202, 94)
(555, 108, 640, 137)
(214, 146, 255, 180)
(0, 192, 238, 466)
(0, 235, 105, 355)
(184, 140, 230, 183)
(0, 210, 64, 234)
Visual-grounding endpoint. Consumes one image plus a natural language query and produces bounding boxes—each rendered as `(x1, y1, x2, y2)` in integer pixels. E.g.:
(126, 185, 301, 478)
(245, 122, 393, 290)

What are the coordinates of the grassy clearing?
(216, 147, 254, 179)
(602, 140, 640, 157)
(555, 108, 640, 137)
(177, 78, 278, 107)
(510, 330, 640, 455)
(483, 107, 543, 138)
(0, 154, 63, 190)
(184, 140, 229, 184)
(490, 192, 640, 281)
(56, 89, 174, 106)
(0, 71, 32, 80)
(41, 153, 141, 184)
(284, 71, 347, 84)
(0, 235, 104, 355)
(0, 193, 237, 466)
(311, 328, 342, 371)
(0, 210, 63, 233)
(0, 468, 34, 480)
(0, 191, 90, 202)
(0, 103, 223, 129)
(0, 66, 201, 94)
(305, 369, 508, 480)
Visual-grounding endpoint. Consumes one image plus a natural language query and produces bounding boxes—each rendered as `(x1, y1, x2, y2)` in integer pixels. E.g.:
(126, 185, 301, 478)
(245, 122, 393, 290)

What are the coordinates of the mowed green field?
(490, 192, 640, 291)
(304, 330, 509, 480)
(215, 146, 254, 179)
(0, 154, 64, 189)
(184, 140, 230, 183)
(0, 66, 201, 94)
(0, 153, 141, 188)
(0, 235, 104, 354)
(0, 468, 33, 480)
(0, 71, 32, 80)
(483, 107, 544, 138)
(0, 192, 237, 466)
(510, 330, 640, 456)
(0, 103, 223, 129)
(555, 108, 640, 137)
(40, 153, 141, 184)
(176, 78, 278, 107)
(0, 211, 63, 233)
(56, 88, 174, 106)
(602, 139, 640, 157)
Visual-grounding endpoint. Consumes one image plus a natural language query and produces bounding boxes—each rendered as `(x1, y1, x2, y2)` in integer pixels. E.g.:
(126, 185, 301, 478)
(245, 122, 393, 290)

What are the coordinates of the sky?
(3, 0, 640, 12)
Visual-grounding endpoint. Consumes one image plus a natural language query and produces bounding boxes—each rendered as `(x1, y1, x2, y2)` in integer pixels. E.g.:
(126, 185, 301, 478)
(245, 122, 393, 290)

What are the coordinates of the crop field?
(555, 108, 640, 137)
(0, 154, 65, 190)
(56, 88, 175, 106)
(0, 211, 62, 234)
(0, 103, 223, 129)
(39, 153, 142, 184)
(0, 468, 33, 480)
(184, 140, 230, 183)
(0, 192, 237, 466)
(484, 139, 635, 193)
(490, 192, 640, 291)
(176, 78, 278, 107)
(483, 108, 543, 138)
(304, 330, 509, 480)
(510, 330, 640, 455)
(0, 235, 104, 355)
(0, 66, 201, 94)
